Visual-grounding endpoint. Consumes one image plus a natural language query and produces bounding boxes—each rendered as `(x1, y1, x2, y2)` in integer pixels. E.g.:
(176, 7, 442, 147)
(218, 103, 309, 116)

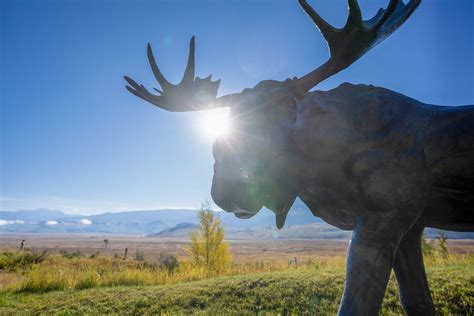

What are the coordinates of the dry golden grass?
(0, 252, 471, 315)
(0, 272, 24, 291)
(2, 248, 467, 294)
(1, 234, 473, 296)
(0, 250, 351, 293)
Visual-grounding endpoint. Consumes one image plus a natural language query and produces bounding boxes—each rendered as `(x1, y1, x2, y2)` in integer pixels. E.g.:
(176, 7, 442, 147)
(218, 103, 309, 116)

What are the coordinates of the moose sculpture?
(125, 0, 474, 314)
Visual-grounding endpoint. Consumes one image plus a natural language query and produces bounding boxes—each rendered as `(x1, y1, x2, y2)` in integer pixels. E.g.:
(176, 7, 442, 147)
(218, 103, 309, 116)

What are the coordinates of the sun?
(199, 108, 231, 141)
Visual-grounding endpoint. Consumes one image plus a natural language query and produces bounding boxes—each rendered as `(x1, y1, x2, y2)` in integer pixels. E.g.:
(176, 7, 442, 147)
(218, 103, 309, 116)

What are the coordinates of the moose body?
(125, 0, 473, 314)
(296, 83, 474, 233)
(294, 83, 474, 314)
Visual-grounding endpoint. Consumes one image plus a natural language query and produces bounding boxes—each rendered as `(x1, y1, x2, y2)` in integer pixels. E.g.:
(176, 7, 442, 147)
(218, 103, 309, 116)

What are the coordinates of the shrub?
(0, 251, 48, 271)
(421, 232, 434, 256)
(158, 252, 179, 272)
(59, 250, 83, 259)
(135, 250, 145, 261)
(437, 231, 449, 258)
(89, 251, 100, 259)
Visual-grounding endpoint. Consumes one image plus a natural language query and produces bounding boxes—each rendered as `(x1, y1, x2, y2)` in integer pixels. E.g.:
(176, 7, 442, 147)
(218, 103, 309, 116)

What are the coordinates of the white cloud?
(80, 218, 92, 225)
(0, 219, 25, 226)
(46, 220, 58, 225)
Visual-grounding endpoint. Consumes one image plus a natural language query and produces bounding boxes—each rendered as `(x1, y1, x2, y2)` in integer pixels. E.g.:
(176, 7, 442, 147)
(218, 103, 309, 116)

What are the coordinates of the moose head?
(124, 0, 421, 228)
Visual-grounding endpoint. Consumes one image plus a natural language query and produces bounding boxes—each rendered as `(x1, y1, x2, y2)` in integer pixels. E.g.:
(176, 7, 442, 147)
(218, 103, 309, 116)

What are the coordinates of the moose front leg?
(338, 212, 420, 315)
(393, 225, 435, 315)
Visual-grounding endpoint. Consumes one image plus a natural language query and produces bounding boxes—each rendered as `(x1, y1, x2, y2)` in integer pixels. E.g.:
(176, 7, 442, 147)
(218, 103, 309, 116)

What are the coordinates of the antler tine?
(373, 0, 399, 30)
(125, 36, 225, 112)
(125, 76, 156, 104)
(147, 43, 172, 91)
(346, 0, 363, 27)
(378, 0, 422, 35)
(292, 0, 422, 93)
(179, 36, 196, 86)
(298, 0, 337, 40)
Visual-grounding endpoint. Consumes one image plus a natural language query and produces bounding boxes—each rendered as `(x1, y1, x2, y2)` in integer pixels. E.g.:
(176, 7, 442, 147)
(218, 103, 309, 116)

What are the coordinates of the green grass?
(1, 258, 472, 315)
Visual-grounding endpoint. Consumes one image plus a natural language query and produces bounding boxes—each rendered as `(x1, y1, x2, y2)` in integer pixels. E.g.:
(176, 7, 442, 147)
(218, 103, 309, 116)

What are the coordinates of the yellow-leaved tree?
(189, 202, 231, 274)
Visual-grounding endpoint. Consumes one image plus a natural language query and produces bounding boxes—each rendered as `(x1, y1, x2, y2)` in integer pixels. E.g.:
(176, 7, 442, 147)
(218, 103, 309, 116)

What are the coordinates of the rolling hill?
(1, 200, 473, 239)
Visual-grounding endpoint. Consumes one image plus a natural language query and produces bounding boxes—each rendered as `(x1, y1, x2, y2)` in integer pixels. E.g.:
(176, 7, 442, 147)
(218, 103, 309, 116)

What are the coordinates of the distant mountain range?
(1, 200, 473, 239)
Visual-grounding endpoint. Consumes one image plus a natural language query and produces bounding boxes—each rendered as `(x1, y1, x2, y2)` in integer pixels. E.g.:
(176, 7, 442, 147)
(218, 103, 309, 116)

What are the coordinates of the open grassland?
(0, 235, 352, 262)
(0, 235, 473, 314)
(1, 234, 473, 261)
(0, 254, 472, 315)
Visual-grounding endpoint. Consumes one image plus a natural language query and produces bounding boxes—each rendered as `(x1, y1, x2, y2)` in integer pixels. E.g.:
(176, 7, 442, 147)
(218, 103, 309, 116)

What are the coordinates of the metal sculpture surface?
(125, 0, 474, 314)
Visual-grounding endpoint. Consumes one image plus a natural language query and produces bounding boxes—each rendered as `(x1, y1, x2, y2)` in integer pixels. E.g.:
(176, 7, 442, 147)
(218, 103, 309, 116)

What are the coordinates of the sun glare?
(199, 108, 231, 141)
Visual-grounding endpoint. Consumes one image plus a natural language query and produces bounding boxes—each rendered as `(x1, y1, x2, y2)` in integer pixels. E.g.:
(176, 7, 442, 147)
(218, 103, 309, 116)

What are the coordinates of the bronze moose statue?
(125, 0, 474, 314)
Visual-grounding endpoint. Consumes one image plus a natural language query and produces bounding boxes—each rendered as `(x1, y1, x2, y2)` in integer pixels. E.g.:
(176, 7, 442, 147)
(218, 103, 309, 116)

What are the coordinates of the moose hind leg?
(393, 226, 435, 315)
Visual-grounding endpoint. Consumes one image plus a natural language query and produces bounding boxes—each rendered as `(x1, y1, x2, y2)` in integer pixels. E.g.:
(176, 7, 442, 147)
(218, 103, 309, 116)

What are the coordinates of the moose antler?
(293, 0, 421, 92)
(126, 1, 421, 110)
(125, 36, 238, 112)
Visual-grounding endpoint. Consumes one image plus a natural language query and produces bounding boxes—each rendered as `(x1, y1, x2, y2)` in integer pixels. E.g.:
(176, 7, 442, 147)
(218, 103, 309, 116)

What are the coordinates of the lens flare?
(199, 108, 230, 141)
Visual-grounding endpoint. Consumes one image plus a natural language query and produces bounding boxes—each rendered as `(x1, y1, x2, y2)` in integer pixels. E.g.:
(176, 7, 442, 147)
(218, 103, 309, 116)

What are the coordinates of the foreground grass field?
(1, 255, 472, 315)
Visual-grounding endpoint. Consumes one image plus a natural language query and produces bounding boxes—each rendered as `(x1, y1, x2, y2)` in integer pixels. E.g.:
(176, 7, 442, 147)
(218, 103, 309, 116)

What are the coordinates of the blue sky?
(1, 0, 473, 214)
